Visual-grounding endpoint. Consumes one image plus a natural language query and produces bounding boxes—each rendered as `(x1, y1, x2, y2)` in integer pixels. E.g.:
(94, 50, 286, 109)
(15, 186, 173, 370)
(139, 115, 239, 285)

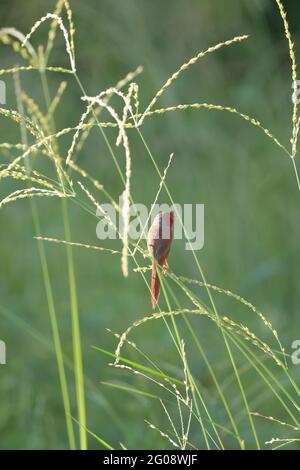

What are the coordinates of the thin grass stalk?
(158, 273, 224, 449)
(39, 65, 87, 450)
(164, 279, 243, 447)
(13, 69, 75, 449)
(134, 127, 261, 448)
(227, 332, 300, 429)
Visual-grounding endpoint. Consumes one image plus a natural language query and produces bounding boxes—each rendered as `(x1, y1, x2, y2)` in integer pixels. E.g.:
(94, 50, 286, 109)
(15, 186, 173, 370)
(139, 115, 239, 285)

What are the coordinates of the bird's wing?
(152, 238, 171, 263)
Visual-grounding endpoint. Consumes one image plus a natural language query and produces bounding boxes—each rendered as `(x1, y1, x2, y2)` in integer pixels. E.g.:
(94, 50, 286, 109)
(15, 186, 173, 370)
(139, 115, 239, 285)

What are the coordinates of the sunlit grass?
(0, 0, 300, 450)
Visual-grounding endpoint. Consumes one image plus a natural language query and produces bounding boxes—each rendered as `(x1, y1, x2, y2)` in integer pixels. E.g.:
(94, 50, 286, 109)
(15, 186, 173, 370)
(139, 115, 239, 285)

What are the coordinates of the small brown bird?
(147, 211, 174, 307)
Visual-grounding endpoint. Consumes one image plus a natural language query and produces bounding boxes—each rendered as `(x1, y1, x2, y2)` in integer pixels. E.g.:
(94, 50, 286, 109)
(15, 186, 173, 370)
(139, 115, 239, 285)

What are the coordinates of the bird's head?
(157, 211, 174, 240)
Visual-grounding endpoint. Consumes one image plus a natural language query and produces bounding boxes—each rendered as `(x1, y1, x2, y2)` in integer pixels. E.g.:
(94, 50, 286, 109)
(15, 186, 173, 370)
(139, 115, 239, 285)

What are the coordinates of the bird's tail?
(151, 260, 160, 308)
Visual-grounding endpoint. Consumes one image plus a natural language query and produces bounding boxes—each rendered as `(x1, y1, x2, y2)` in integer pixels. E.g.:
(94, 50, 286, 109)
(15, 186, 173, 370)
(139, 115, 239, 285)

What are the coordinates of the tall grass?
(0, 0, 300, 449)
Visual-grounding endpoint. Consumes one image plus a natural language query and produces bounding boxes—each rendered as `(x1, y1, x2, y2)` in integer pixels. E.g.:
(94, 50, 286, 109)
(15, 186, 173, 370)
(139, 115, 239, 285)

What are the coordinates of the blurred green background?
(1, 0, 300, 449)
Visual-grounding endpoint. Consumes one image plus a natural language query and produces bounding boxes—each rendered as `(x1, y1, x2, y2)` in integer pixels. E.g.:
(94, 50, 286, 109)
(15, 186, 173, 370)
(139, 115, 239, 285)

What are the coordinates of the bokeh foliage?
(0, 0, 300, 449)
